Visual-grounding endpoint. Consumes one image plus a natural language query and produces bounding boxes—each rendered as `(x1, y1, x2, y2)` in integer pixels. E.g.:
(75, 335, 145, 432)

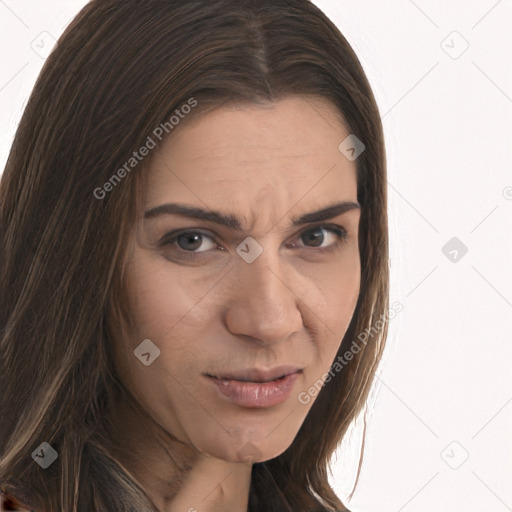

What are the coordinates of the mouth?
(205, 365, 303, 383)
(204, 365, 303, 408)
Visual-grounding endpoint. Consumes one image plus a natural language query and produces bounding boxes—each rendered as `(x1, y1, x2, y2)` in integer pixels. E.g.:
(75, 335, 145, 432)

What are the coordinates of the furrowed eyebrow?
(143, 201, 361, 230)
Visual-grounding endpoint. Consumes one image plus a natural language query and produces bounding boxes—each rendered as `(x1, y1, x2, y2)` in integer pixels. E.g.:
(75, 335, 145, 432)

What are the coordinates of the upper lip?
(206, 365, 303, 383)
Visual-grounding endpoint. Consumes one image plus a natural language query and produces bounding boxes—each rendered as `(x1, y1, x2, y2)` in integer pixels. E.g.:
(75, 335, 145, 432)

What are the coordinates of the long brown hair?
(0, 0, 389, 510)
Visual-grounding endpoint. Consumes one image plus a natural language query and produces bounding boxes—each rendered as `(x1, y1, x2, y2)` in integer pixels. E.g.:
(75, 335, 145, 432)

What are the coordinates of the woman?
(0, 0, 389, 510)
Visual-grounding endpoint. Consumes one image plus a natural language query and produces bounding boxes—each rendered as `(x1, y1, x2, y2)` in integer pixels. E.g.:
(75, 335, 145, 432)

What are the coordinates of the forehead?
(144, 96, 358, 226)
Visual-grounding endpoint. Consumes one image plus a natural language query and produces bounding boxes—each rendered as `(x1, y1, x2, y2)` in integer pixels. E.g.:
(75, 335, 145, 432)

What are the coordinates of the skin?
(110, 95, 361, 512)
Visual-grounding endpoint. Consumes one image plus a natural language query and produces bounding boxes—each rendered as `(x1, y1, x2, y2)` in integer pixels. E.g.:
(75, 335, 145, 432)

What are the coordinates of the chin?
(195, 423, 299, 464)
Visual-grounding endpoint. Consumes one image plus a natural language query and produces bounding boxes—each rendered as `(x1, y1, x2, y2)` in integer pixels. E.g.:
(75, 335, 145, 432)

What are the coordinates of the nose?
(223, 246, 303, 346)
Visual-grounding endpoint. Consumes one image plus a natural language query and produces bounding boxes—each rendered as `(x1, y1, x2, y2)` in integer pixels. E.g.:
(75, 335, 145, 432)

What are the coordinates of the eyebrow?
(143, 200, 361, 230)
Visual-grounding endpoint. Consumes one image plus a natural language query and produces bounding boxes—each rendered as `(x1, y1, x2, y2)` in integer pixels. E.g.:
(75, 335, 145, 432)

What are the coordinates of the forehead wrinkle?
(182, 147, 317, 166)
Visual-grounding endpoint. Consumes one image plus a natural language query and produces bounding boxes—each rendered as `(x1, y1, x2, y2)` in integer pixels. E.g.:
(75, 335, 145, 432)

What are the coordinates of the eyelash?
(159, 224, 348, 261)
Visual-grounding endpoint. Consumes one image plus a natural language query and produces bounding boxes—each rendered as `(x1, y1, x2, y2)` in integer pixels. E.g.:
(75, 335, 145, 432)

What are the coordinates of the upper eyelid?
(274, 222, 348, 236)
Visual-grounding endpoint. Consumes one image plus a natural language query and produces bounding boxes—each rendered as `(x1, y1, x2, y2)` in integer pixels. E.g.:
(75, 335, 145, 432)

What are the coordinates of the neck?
(166, 455, 252, 512)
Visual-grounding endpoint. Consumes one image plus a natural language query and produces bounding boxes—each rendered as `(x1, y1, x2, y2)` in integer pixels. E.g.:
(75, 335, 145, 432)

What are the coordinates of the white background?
(1, 1, 511, 511)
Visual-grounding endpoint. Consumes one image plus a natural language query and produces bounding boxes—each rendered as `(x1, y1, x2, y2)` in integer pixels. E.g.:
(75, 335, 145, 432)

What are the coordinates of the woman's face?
(114, 95, 361, 463)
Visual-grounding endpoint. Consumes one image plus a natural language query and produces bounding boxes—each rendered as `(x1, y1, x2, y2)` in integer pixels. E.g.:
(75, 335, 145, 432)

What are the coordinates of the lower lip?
(207, 372, 300, 408)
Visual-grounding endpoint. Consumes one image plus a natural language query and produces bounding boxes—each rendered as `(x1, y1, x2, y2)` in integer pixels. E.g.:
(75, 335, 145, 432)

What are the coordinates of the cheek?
(111, 252, 205, 398)
(305, 243, 360, 314)
(299, 248, 361, 372)
(327, 259, 360, 337)
(116, 251, 227, 405)
(122, 253, 213, 342)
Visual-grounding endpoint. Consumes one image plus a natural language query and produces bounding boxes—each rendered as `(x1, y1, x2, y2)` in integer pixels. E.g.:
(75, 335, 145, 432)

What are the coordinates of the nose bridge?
(225, 242, 302, 344)
(243, 246, 288, 303)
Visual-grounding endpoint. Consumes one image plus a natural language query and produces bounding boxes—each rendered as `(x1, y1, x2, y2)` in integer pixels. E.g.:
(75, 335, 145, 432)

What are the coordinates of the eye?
(159, 224, 348, 261)
(160, 230, 218, 257)
(292, 225, 348, 252)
